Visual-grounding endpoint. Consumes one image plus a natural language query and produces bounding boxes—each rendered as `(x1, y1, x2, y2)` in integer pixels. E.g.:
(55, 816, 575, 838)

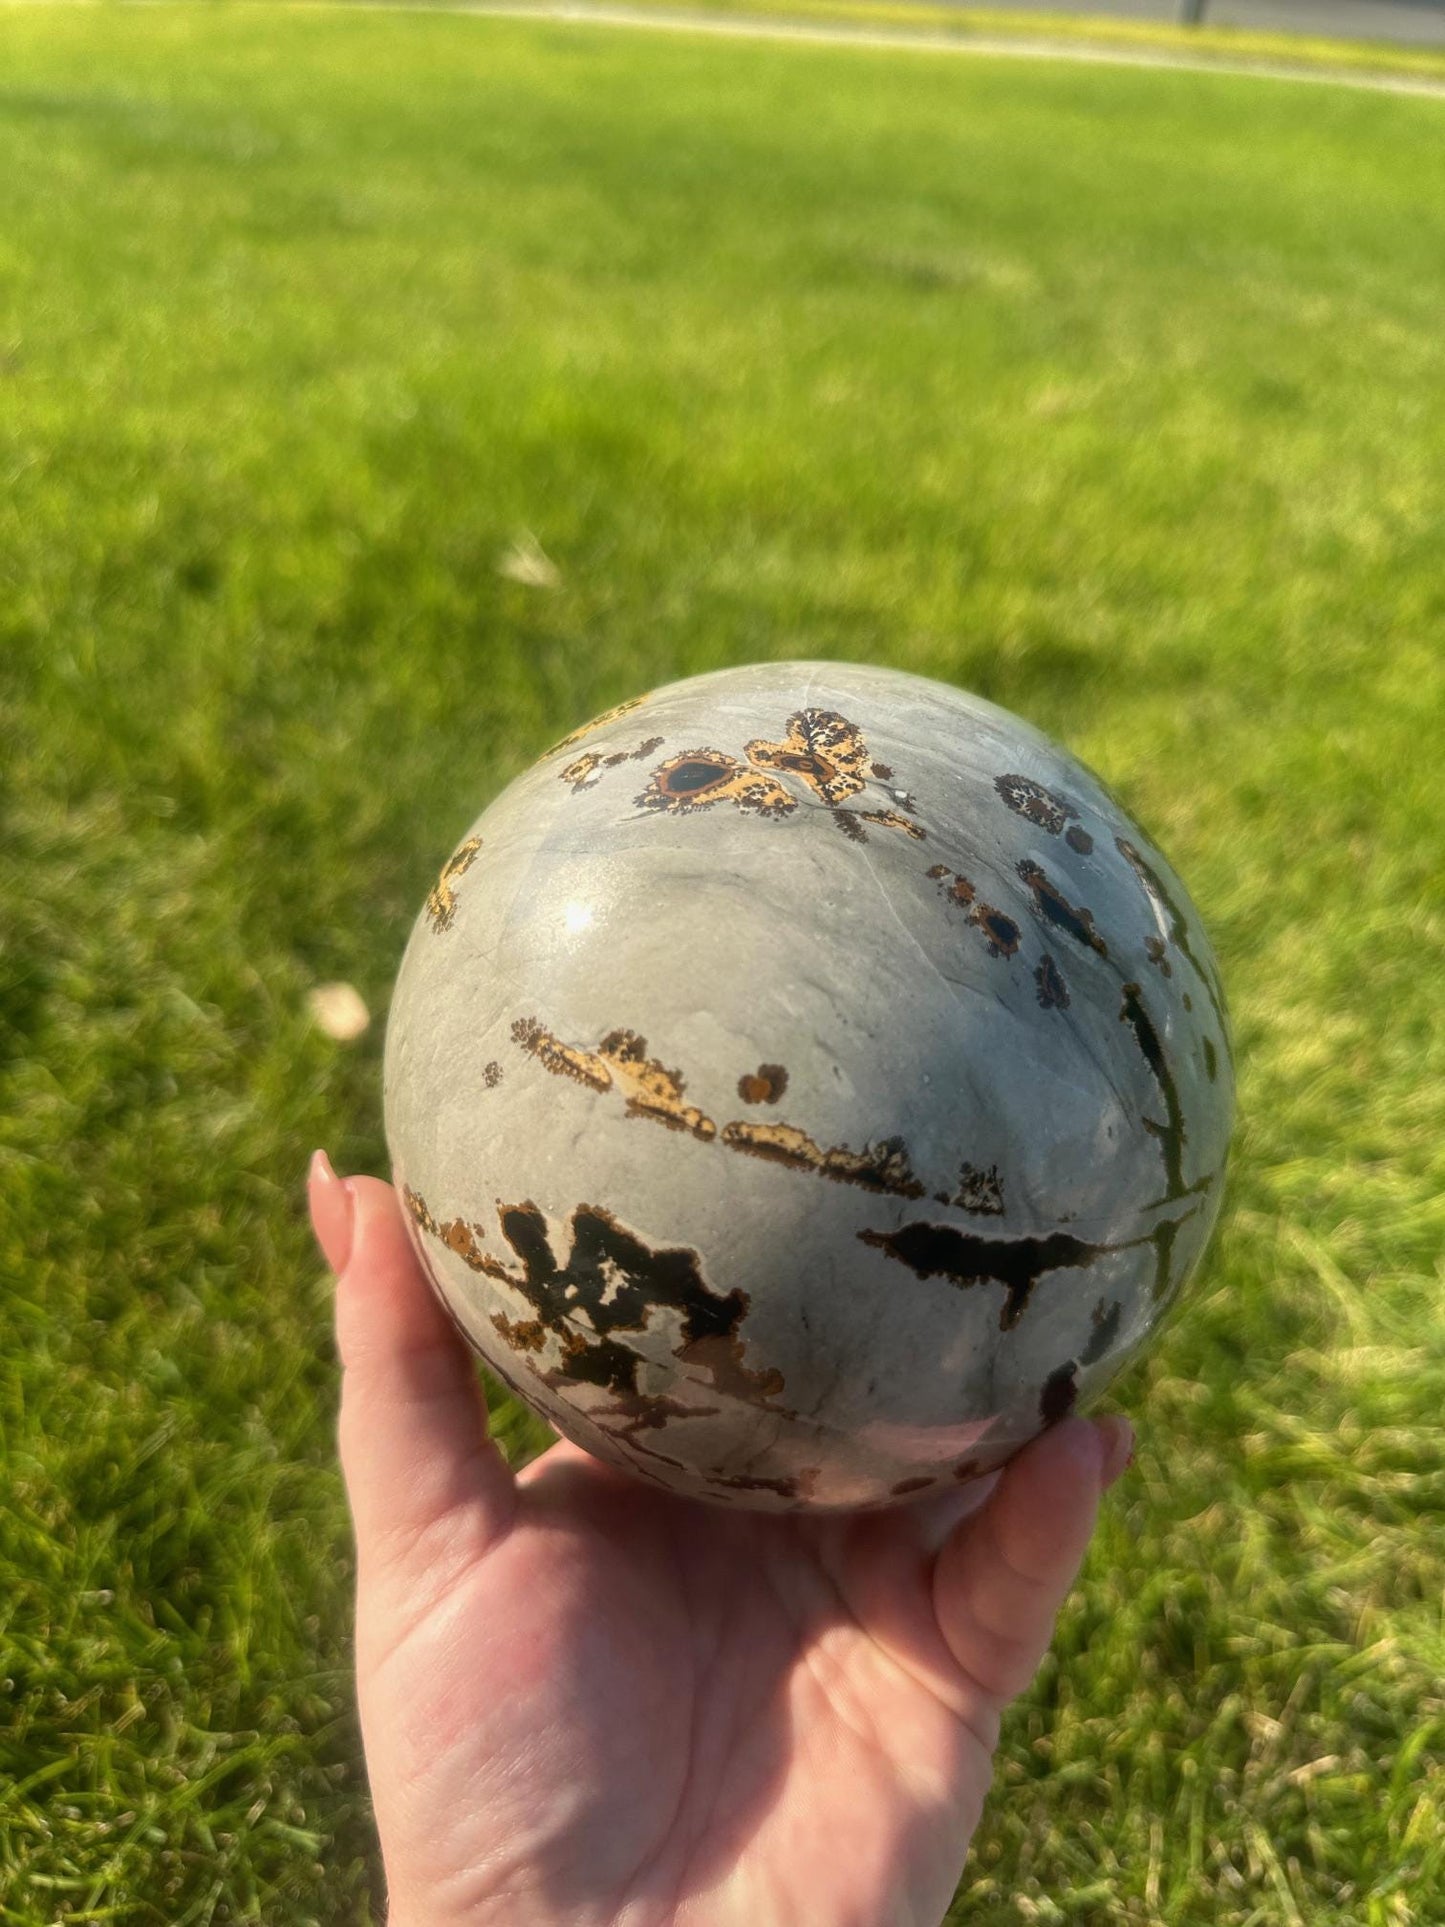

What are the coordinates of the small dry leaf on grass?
(496, 530, 561, 589)
(307, 981, 371, 1042)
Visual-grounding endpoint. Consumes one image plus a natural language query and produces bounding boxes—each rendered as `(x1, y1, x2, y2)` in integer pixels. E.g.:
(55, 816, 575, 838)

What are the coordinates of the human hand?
(309, 1156, 1133, 1927)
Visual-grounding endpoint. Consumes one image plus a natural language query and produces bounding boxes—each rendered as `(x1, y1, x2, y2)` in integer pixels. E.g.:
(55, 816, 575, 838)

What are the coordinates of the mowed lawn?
(2, 6, 1443, 1922)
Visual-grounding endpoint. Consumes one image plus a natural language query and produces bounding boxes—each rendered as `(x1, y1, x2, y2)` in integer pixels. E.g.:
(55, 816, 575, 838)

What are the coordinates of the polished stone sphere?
(384, 661, 1233, 1511)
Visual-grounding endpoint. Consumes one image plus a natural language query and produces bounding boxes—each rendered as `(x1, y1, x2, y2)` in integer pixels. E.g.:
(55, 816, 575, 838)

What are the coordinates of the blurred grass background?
(2, 6, 1443, 1922)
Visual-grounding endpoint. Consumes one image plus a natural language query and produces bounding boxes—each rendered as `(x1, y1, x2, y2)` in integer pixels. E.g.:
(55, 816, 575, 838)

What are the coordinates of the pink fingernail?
(308, 1148, 355, 1275)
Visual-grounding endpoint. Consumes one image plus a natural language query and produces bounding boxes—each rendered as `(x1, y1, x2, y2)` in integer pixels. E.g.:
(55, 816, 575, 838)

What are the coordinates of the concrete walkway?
(409, 0, 1445, 94)
(970, 0, 1445, 51)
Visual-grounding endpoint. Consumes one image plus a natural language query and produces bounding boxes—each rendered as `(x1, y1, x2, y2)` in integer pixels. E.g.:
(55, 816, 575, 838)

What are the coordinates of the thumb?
(932, 1416, 1130, 1720)
(309, 1154, 517, 1583)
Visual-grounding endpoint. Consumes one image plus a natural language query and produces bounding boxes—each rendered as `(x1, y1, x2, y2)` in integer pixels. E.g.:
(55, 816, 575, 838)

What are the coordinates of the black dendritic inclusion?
(1039, 1362, 1079, 1425)
(1115, 835, 1228, 1032)
(975, 905, 1022, 956)
(667, 760, 730, 794)
(495, 1202, 747, 1396)
(995, 772, 1073, 835)
(1035, 954, 1069, 1009)
(862, 1205, 1208, 1328)
(1080, 1298, 1123, 1365)
(1149, 1212, 1185, 1303)
(1119, 981, 1188, 1200)
(859, 1221, 1114, 1330)
(1016, 860, 1108, 957)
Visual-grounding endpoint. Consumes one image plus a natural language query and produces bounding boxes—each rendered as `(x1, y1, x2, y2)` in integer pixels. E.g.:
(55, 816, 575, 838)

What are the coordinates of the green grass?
(2, 5, 1443, 1921)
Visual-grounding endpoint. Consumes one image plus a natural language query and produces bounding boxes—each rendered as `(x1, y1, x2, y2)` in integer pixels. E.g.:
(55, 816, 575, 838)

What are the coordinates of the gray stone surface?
(384, 662, 1234, 1511)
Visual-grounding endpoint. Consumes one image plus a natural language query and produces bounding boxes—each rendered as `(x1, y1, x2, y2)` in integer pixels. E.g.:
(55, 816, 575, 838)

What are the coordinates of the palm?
(311, 1169, 1127, 1927)
(361, 1442, 992, 1927)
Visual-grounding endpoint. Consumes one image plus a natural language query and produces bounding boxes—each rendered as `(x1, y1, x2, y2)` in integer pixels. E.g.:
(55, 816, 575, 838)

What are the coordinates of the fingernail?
(308, 1148, 355, 1275)
(1098, 1416, 1136, 1489)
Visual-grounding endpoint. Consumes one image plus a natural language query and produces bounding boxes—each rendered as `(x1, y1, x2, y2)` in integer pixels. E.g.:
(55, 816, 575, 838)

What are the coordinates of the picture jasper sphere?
(384, 661, 1233, 1512)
